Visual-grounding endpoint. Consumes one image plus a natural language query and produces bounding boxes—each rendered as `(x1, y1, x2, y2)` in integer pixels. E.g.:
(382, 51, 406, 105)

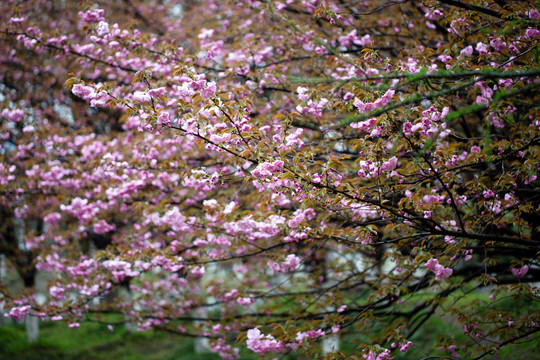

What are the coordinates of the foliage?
(1, 0, 539, 359)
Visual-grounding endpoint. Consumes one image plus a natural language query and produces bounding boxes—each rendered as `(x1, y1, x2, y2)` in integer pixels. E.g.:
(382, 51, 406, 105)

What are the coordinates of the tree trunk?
(25, 315, 39, 343)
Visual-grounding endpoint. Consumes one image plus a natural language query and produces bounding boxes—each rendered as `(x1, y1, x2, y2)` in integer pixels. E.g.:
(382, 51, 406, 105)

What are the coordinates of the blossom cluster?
(425, 258, 453, 281)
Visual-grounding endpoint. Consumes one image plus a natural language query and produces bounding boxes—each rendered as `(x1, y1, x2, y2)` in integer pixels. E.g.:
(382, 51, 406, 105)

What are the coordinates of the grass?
(0, 321, 224, 360)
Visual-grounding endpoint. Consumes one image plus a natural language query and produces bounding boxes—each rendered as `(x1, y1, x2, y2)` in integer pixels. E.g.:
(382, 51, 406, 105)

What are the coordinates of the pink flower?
(96, 21, 109, 36)
(6, 305, 31, 321)
(72, 84, 95, 100)
(132, 91, 151, 103)
(190, 265, 205, 279)
(511, 265, 529, 277)
(490, 38, 506, 52)
(364, 348, 392, 360)
(343, 92, 354, 101)
(357, 34, 371, 46)
(340, 29, 357, 46)
(528, 9, 540, 19)
(268, 254, 301, 273)
(268, 260, 281, 272)
(93, 220, 115, 234)
(525, 175, 537, 185)
(161, 207, 187, 231)
(103, 259, 140, 281)
(44, 212, 61, 224)
(526, 28, 540, 38)
(380, 156, 398, 172)
(425, 258, 440, 271)
(426, 9, 444, 20)
(425, 258, 453, 281)
(400, 341, 413, 352)
(435, 267, 453, 280)
(237, 297, 255, 305)
(281, 254, 300, 272)
(79, 9, 105, 23)
(288, 214, 304, 228)
(49, 285, 66, 300)
(200, 81, 217, 99)
(476, 42, 489, 55)
(148, 87, 167, 97)
(460, 45, 473, 57)
(157, 112, 171, 126)
(438, 54, 452, 63)
(381, 89, 395, 103)
(251, 160, 284, 179)
(297, 86, 310, 101)
(402, 122, 413, 135)
(295, 329, 325, 343)
(9, 16, 28, 25)
(446, 345, 460, 358)
(198, 28, 214, 39)
(1, 108, 24, 122)
(353, 98, 370, 113)
(246, 328, 284, 354)
(353, 90, 393, 114)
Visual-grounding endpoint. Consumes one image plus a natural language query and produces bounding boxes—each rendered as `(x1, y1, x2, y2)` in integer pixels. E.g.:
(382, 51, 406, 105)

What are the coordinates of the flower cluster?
(268, 254, 301, 273)
(246, 328, 284, 354)
(353, 89, 395, 114)
(425, 258, 453, 281)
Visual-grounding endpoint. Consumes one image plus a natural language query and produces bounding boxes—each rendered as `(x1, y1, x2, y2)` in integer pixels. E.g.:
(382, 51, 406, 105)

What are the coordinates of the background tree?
(1, 0, 539, 359)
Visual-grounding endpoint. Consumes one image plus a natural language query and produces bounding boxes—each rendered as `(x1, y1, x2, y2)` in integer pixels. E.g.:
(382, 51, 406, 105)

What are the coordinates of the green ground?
(0, 321, 226, 360)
